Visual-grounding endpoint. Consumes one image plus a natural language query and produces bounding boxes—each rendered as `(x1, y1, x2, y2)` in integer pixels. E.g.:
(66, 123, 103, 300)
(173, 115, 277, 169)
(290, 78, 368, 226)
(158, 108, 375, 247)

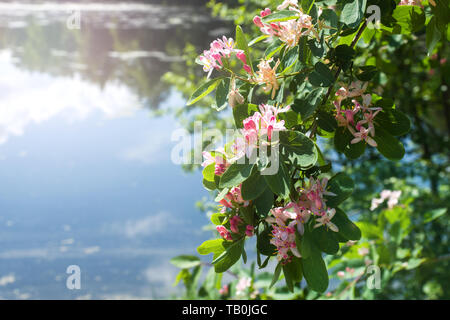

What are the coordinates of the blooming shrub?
(170, 0, 448, 295)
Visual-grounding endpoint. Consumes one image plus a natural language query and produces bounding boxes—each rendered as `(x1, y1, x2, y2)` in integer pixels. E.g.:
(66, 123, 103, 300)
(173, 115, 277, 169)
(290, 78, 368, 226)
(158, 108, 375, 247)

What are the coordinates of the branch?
(309, 20, 368, 139)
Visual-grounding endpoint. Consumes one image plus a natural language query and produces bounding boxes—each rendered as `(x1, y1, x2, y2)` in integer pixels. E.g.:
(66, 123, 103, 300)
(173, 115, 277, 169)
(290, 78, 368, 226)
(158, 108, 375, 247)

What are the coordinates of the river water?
(0, 1, 230, 299)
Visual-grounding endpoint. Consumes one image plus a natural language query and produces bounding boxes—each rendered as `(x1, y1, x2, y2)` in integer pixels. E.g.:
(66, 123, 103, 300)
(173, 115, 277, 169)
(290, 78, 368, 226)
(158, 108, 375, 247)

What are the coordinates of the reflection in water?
(0, 2, 229, 299)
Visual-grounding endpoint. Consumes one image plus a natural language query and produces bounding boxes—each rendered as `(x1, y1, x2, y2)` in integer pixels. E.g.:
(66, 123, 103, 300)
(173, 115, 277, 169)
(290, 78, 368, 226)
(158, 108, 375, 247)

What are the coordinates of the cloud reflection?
(0, 50, 143, 145)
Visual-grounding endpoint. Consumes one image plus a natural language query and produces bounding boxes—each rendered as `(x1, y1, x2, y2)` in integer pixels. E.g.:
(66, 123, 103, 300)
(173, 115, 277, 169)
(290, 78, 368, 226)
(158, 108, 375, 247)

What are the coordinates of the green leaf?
(423, 208, 447, 224)
(263, 161, 291, 198)
(309, 62, 334, 87)
(232, 103, 258, 129)
(344, 140, 366, 159)
(214, 79, 229, 111)
(257, 223, 277, 256)
(325, 172, 354, 208)
(219, 161, 254, 188)
(211, 213, 227, 225)
(302, 244, 329, 293)
(340, 0, 367, 28)
(375, 109, 411, 137)
(283, 256, 303, 292)
(270, 262, 282, 289)
(392, 5, 425, 34)
(248, 35, 269, 47)
(197, 239, 225, 255)
(426, 17, 441, 55)
(280, 46, 299, 74)
(355, 66, 378, 81)
(187, 78, 221, 106)
(241, 169, 268, 201)
(317, 110, 337, 133)
(202, 163, 215, 182)
(254, 187, 274, 218)
(334, 127, 352, 153)
(292, 88, 326, 121)
(235, 25, 253, 72)
(202, 178, 217, 191)
(265, 39, 283, 59)
(214, 239, 245, 273)
(298, 228, 313, 259)
(280, 130, 318, 168)
(312, 227, 339, 255)
(356, 221, 382, 240)
(333, 208, 361, 241)
(170, 255, 202, 269)
(301, 0, 316, 14)
(373, 126, 405, 161)
(262, 10, 299, 23)
(331, 44, 355, 71)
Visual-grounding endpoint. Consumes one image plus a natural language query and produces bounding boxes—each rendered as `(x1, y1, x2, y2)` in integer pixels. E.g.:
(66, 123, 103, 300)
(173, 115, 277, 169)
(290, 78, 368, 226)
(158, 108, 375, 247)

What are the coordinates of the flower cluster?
(216, 213, 254, 241)
(370, 189, 402, 211)
(254, 58, 281, 99)
(265, 178, 338, 263)
(197, 36, 250, 78)
(202, 150, 229, 176)
(334, 81, 382, 147)
(253, 1, 314, 49)
(241, 103, 290, 155)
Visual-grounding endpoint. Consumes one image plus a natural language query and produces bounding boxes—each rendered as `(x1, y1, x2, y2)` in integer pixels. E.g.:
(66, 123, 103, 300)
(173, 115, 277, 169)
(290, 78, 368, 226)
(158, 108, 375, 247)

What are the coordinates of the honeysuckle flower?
(245, 225, 254, 237)
(255, 58, 280, 99)
(277, 0, 298, 11)
(358, 247, 369, 257)
(355, 108, 381, 135)
(387, 190, 402, 209)
(236, 277, 252, 296)
(219, 284, 229, 295)
(217, 225, 233, 241)
(240, 103, 289, 156)
(350, 126, 377, 147)
(235, 50, 252, 74)
(270, 222, 301, 262)
(230, 215, 243, 233)
(222, 186, 249, 209)
(337, 271, 345, 278)
(303, 177, 336, 216)
(336, 81, 368, 101)
(313, 208, 339, 232)
(398, 0, 423, 7)
(370, 189, 402, 210)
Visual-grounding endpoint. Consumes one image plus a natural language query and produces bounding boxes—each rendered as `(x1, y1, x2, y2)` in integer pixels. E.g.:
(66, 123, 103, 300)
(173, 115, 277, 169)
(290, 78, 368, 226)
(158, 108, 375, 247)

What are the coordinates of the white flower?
(313, 208, 339, 232)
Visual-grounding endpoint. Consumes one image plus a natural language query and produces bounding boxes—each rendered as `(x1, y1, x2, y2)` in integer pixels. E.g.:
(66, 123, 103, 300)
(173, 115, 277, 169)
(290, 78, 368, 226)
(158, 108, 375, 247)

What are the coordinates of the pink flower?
(230, 215, 243, 234)
(221, 186, 249, 209)
(217, 225, 232, 241)
(219, 284, 229, 295)
(245, 225, 254, 237)
(270, 222, 301, 262)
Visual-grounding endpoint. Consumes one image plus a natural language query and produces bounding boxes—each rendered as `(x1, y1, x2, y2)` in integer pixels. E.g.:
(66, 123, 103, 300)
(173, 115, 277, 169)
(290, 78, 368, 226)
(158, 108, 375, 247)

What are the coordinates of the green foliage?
(168, 0, 450, 300)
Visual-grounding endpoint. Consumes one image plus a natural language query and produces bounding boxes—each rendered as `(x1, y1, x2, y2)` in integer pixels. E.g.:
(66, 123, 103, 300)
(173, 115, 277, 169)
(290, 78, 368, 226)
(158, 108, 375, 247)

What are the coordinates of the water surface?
(0, 2, 229, 299)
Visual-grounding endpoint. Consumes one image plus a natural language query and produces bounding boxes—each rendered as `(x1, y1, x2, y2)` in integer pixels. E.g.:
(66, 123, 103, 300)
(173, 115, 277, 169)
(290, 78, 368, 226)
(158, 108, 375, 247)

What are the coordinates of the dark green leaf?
(333, 208, 361, 241)
(325, 172, 354, 208)
(302, 244, 329, 292)
(373, 125, 405, 161)
(219, 161, 254, 188)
